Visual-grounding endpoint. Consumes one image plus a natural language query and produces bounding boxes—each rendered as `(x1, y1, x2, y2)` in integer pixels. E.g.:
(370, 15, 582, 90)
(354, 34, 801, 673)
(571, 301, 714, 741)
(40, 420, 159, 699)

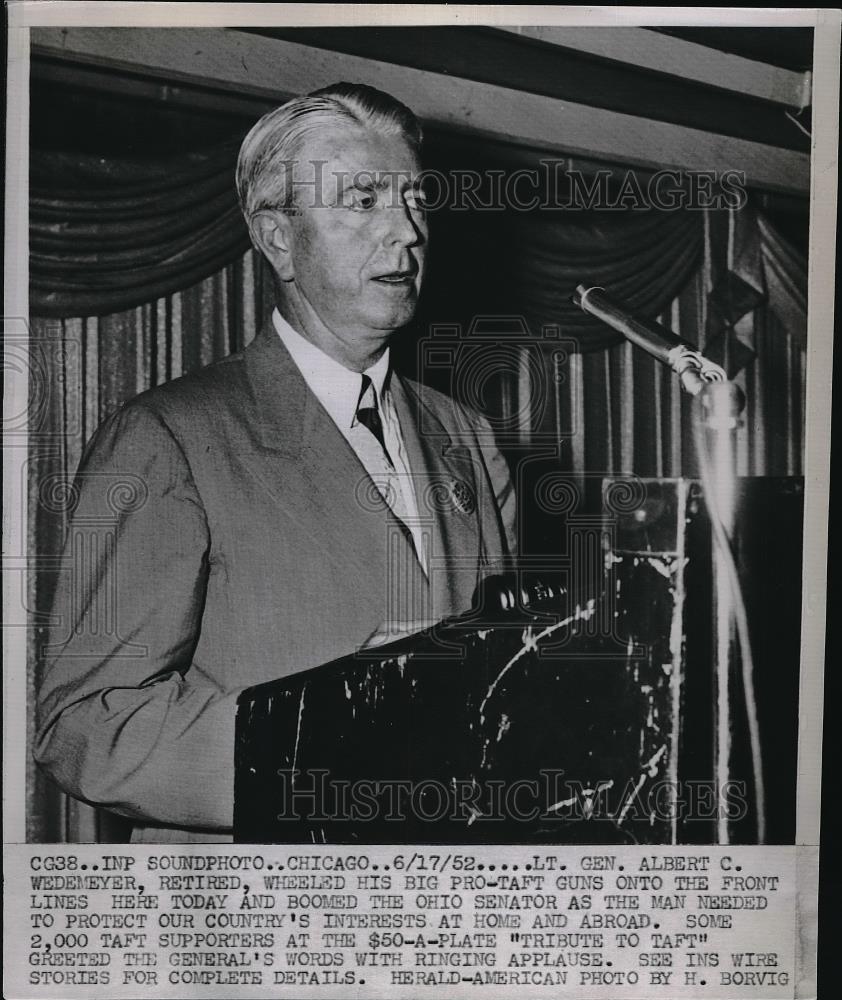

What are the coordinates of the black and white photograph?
(3, 4, 836, 998)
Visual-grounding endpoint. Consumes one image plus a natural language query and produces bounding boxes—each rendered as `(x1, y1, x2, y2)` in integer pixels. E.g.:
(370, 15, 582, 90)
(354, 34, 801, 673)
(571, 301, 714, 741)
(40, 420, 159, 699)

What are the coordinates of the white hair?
(236, 82, 423, 223)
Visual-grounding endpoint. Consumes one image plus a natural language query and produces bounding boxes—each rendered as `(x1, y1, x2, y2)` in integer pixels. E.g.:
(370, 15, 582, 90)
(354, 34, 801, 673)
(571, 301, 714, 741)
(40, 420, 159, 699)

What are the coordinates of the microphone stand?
(695, 382, 745, 845)
(573, 285, 759, 845)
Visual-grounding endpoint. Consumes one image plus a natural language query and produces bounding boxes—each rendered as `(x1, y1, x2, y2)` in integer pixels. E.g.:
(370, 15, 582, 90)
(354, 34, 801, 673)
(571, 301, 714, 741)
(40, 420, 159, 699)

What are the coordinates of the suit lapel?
(242, 324, 389, 591)
(240, 323, 481, 629)
(242, 324, 433, 626)
(391, 375, 482, 619)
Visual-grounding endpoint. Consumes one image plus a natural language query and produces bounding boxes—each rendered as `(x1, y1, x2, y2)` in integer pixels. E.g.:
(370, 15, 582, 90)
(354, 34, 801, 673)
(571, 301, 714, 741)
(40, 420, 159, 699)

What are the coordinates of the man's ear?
(249, 210, 297, 281)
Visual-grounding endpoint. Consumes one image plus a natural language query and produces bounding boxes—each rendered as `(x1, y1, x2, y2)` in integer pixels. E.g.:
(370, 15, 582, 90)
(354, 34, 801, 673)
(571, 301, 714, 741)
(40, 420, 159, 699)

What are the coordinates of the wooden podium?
(235, 601, 669, 844)
(235, 477, 803, 845)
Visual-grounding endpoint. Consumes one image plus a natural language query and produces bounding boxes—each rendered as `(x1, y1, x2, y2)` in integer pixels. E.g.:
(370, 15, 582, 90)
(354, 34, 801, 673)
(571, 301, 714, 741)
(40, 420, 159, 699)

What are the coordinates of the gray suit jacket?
(35, 323, 516, 841)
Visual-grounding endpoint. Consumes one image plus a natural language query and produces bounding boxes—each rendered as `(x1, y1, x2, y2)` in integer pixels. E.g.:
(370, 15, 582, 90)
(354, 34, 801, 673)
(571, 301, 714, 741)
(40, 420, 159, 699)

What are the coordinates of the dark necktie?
(355, 374, 394, 467)
(354, 374, 426, 571)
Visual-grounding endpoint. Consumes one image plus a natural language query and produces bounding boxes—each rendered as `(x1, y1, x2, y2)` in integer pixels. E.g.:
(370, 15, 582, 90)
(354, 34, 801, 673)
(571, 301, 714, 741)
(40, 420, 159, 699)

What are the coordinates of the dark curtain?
(30, 141, 251, 318)
(447, 207, 706, 351)
(30, 142, 705, 347)
(30, 141, 806, 362)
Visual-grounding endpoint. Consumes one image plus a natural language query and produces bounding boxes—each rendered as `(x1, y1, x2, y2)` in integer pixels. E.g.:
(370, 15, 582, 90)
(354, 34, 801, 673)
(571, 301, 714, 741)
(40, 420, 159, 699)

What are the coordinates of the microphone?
(572, 284, 727, 397)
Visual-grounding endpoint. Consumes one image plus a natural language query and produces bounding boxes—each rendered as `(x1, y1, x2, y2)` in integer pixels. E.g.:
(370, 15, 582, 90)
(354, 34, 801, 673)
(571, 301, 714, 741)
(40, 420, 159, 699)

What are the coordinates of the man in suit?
(35, 83, 516, 843)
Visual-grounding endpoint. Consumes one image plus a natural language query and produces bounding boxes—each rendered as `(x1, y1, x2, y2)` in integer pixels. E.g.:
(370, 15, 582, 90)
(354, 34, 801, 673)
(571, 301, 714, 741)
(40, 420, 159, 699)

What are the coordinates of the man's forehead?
(295, 123, 420, 178)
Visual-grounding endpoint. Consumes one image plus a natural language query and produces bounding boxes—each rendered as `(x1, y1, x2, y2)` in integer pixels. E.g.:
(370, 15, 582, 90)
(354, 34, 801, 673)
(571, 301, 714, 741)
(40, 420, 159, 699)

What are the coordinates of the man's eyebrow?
(338, 171, 417, 192)
(339, 173, 380, 192)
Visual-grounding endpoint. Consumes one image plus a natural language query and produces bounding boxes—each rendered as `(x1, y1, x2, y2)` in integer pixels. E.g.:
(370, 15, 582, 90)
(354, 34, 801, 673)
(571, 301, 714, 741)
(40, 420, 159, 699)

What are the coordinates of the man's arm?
(34, 402, 239, 831)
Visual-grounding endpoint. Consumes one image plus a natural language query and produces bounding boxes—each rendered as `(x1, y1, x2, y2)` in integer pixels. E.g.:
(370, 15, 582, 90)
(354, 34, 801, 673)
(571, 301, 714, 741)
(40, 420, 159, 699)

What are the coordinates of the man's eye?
(405, 187, 428, 212)
(346, 189, 377, 211)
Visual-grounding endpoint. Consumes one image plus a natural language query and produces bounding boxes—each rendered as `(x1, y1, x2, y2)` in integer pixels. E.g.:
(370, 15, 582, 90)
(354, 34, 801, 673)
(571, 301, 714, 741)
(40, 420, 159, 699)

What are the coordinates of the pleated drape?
(503, 209, 706, 348)
(30, 142, 707, 344)
(30, 142, 251, 318)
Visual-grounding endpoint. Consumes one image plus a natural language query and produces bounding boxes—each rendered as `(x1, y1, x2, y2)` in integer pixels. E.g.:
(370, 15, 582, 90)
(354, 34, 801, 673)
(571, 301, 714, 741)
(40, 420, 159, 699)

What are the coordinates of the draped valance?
(506, 209, 704, 350)
(30, 140, 251, 318)
(30, 142, 805, 357)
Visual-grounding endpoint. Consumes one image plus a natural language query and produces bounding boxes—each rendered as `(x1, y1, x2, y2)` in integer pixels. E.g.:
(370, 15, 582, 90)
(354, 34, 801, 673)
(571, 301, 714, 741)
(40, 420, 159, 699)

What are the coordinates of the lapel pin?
(450, 478, 476, 515)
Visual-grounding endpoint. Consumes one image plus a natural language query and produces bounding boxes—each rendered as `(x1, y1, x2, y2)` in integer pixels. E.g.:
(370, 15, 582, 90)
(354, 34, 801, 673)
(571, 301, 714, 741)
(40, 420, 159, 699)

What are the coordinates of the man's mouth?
(372, 269, 417, 285)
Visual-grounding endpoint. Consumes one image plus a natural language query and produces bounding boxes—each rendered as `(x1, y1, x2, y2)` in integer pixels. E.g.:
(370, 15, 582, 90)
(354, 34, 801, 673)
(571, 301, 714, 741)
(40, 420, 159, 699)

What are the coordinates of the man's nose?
(383, 198, 425, 247)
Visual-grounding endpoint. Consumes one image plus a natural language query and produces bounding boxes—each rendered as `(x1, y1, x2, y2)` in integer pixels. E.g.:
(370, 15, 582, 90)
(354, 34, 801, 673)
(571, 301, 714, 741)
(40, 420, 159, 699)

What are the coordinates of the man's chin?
(365, 304, 419, 333)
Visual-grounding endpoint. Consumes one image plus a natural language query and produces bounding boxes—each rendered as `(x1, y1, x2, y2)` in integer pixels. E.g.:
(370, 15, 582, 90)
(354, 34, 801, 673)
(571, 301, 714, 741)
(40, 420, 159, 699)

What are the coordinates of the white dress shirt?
(272, 308, 428, 574)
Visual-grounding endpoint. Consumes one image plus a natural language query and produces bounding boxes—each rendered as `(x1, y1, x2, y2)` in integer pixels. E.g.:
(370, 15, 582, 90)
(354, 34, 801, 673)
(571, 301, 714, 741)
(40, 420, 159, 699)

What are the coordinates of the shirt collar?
(272, 308, 391, 430)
